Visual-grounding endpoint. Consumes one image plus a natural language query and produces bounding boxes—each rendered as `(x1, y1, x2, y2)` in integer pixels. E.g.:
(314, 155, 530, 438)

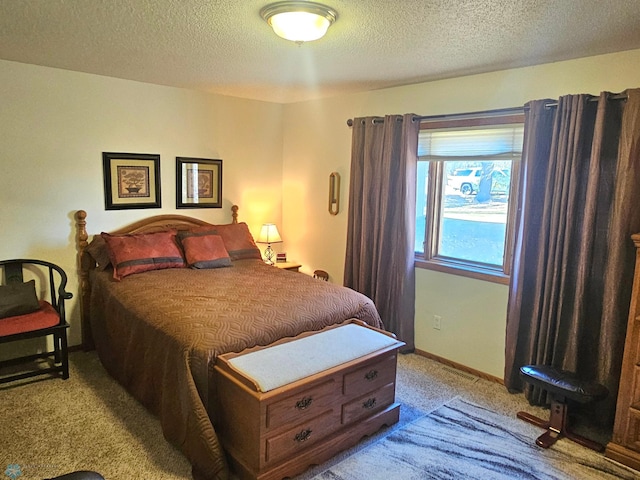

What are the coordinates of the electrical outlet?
(433, 315, 442, 330)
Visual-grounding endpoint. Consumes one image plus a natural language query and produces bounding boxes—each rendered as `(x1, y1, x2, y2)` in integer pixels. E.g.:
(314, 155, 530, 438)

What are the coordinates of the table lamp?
(257, 223, 282, 265)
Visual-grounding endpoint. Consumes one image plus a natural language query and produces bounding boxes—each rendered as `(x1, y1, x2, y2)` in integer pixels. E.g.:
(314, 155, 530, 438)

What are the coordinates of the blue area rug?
(312, 398, 638, 480)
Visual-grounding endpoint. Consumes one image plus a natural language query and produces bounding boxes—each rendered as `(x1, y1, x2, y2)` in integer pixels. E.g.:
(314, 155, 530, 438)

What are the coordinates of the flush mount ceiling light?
(260, 1, 338, 43)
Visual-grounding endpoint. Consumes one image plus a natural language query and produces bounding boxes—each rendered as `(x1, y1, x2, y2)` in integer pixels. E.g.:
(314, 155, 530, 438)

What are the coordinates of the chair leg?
(53, 332, 62, 364)
(517, 411, 549, 430)
(517, 408, 562, 448)
(563, 427, 605, 452)
(60, 331, 69, 379)
(517, 398, 604, 452)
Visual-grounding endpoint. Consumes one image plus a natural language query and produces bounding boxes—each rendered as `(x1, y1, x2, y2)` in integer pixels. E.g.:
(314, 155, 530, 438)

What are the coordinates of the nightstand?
(274, 262, 301, 272)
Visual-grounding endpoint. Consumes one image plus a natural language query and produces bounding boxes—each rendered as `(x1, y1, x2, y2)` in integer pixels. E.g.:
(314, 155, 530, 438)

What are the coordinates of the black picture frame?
(102, 152, 161, 210)
(176, 157, 223, 209)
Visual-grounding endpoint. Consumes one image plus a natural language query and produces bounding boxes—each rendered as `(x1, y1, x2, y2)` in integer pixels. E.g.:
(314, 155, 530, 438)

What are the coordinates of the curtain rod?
(346, 106, 524, 127)
(537, 92, 628, 109)
(346, 93, 629, 126)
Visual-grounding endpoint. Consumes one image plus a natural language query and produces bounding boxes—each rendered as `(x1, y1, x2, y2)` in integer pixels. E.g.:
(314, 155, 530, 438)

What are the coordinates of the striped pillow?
(211, 222, 262, 261)
(178, 231, 231, 269)
(102, 230, 185, 280)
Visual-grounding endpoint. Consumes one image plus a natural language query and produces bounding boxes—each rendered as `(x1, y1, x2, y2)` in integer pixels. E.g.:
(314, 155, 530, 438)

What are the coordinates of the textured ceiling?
(1, 0, 640, 104)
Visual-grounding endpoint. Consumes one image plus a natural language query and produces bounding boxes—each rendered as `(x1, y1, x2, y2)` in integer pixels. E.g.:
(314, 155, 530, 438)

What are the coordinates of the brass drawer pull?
(295, 397, 313, 410)
(362, 397, 377, 409)
(364, 369, 378, 381)
(294, 429, 312, 443)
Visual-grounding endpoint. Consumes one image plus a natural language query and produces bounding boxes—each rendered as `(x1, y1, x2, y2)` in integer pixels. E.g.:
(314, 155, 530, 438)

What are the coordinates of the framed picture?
(102, 152, 161, 210)
(176, 157, 222, 208)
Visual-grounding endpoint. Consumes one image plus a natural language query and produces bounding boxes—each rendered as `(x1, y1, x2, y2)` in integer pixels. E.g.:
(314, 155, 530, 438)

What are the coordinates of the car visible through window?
(447, 168, 481, 195)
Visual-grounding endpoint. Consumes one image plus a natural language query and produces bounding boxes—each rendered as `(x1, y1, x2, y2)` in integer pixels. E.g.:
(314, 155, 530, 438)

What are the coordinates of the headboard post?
(75, 209, 95, 350)
(76, 209, 88, 251)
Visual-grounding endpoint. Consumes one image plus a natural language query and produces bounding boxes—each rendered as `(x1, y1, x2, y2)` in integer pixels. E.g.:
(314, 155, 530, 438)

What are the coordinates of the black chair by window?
(517, 365, 608, 452)
(0, 259, 72, 384)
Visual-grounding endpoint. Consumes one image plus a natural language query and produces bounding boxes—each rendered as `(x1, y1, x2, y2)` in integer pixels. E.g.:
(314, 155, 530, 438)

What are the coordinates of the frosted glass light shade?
(261, 2, 337, 43)
(270, 11, 330, 42)
(257, 224, 282, 244)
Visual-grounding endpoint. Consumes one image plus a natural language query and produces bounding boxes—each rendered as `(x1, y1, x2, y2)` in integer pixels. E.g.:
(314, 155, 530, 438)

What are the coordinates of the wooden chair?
(0, 259, 72, 384)
(313, 269, 329, 281)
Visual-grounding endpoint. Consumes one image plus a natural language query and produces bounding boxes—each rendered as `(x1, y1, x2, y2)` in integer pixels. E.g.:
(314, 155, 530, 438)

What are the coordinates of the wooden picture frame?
(176, 157, 222, 208)
(102, 152, 161, 210)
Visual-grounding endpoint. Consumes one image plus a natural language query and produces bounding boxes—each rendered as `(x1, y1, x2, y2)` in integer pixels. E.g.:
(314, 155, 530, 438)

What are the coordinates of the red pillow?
(211, 222, 262, 261)
(101, 230, 185, 280)
(178, 232, 231, 269)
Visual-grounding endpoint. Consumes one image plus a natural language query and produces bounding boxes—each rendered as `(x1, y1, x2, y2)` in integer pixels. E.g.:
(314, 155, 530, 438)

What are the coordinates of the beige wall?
(0, 59, 284, 347)
(282, 48, 640, 378)
(4, 49, 640, 376)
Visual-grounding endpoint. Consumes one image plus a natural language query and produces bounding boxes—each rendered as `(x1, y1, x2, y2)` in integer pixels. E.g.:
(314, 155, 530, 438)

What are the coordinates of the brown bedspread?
(88, 259, 382, 480)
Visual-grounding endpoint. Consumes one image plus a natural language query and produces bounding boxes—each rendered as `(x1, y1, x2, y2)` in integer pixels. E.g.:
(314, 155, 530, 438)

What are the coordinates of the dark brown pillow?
(210, 222, 262, 261)
(0, 280, 41, 319)
(178, 231, 232, 269)
(102, 230, 186, 281)
(85, 235, 112, 271)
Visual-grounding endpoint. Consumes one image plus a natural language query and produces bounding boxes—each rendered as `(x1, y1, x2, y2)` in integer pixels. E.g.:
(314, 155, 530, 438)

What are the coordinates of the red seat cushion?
(0, 301, 60, 337)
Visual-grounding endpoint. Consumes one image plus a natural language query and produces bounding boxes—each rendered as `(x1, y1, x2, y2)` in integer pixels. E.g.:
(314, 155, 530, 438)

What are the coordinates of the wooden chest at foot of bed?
(213, 320, 405, 480)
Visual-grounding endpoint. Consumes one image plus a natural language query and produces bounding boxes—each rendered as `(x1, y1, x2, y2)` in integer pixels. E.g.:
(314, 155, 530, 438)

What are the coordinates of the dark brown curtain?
(344, 114, 419, 351)
(504, 89, 640, 426)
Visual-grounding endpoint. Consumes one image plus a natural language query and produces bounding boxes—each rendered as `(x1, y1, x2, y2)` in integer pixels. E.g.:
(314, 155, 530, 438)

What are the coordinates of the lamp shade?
(257, 224, 282, 244)
(260, 1, 337, 43)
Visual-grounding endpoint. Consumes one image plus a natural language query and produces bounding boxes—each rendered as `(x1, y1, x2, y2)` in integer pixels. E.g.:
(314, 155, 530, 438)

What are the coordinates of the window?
(415, 112, 524, 284)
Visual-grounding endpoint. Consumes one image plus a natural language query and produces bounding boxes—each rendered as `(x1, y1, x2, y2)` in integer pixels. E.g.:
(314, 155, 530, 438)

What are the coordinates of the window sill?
(414, 258, 510, 285)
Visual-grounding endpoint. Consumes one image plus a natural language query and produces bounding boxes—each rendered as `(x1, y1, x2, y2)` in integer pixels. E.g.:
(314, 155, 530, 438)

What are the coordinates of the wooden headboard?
(74, 204, 239, 350)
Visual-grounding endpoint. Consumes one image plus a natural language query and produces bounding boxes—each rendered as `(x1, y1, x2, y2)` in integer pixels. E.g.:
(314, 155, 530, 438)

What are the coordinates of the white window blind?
(418, 125, 524, 160)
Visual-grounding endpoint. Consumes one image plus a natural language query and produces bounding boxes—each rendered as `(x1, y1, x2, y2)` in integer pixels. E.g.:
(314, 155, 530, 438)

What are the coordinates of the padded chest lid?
(228, 324, 400, 392)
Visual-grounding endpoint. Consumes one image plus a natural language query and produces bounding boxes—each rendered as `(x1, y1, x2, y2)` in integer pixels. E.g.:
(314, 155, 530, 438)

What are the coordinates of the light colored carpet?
(0, 351, 635, 479)
(1, 352, 192, 479)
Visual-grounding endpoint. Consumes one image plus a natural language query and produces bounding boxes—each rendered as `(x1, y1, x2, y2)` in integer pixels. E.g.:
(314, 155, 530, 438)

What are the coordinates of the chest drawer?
(265, 409, 339, 464)
(343, 353, 397, 397)
(265, 379, 336, 430)
(342, 382, 396, 425)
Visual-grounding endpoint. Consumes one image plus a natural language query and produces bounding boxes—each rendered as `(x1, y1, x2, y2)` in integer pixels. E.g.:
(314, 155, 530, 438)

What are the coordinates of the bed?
(74, 206, 383, 480)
